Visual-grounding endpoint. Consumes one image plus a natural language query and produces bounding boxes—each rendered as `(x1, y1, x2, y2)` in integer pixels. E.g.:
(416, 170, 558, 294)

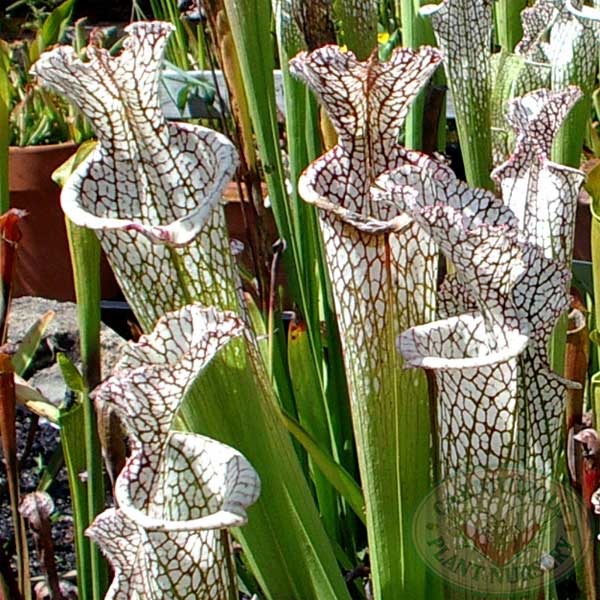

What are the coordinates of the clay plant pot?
(8, 141, 120, 301)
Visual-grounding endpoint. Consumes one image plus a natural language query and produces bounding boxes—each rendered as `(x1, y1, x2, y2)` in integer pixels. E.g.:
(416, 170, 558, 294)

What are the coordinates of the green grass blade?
(495, 0, 526, 53)
(244, 293, 293, 400)
(489, 51, 526, 163)
(36, 442, 64, 493)
(146, 0, 192, 69)
(549, 12, 597, 169)
(271, 7, 357, 509)
(281, 409, 365, 525)
(11, 311, 55, 376)
(245, 294, 305, 469)
(64, 217, 107, 600)
(589, 163, 600, 273)
(288, 319, 340, 538)
(231, 1, 359, 537)
(64, 222, 102, 385)
(58, 402, 92, 600)
(51, 140, 97, 187)
(54, 144, 107, 600)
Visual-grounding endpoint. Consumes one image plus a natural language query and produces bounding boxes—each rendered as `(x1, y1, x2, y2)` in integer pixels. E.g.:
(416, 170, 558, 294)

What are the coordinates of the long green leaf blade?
(58, 402, 92, 600)
(11, 311, 55, 377)
(288, 319, 339, 538)
(495, 0, 527, 52)
(281, 409, 365, 525)
(0, 47, 9, 215)
(53, 140, 107, 600)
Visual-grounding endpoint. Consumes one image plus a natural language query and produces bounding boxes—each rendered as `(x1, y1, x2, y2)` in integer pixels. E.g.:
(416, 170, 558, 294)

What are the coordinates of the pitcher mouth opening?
(398, 313, 529, 371)
(113, 431, 258, 534)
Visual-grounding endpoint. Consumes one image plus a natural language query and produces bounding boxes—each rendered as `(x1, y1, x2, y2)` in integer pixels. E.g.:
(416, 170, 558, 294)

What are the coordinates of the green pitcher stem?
(65, 220, 108, 599)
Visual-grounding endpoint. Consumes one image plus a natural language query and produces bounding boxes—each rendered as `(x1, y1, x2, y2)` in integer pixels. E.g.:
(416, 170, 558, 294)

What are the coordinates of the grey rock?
(7, 297, 125, 406)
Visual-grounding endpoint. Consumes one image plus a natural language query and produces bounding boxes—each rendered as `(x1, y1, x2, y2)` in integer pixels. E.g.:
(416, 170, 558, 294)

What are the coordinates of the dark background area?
(2, 0, 154, 33)
(72, 0, 152, 23)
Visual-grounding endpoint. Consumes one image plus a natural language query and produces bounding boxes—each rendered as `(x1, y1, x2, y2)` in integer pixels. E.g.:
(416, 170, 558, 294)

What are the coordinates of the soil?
(0, 406, 77, 585)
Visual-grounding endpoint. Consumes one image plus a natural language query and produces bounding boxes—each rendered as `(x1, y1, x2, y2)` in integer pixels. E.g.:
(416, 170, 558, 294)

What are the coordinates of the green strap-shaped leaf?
(287, 319, 338, 537)
(57, 352, 85, 394)
(58, 403, 91, 599)
(11, 310, 55, 377)
(281, 409, 365, 524)
(495, 0, 527, 52)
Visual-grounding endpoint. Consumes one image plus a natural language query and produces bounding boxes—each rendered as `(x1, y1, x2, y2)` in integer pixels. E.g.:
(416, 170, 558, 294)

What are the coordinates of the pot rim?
(8, 140, 79, 154)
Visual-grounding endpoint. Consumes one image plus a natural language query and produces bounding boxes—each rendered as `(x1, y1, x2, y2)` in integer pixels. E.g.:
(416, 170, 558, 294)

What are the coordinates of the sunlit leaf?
(56, 352, 85, 394)
(11, 310, 54, 377)
(14, 375, 58, 423)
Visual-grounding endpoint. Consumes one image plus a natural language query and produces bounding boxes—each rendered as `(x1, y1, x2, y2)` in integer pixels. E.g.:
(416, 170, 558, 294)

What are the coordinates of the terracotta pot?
(8, 142, 120, 301)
